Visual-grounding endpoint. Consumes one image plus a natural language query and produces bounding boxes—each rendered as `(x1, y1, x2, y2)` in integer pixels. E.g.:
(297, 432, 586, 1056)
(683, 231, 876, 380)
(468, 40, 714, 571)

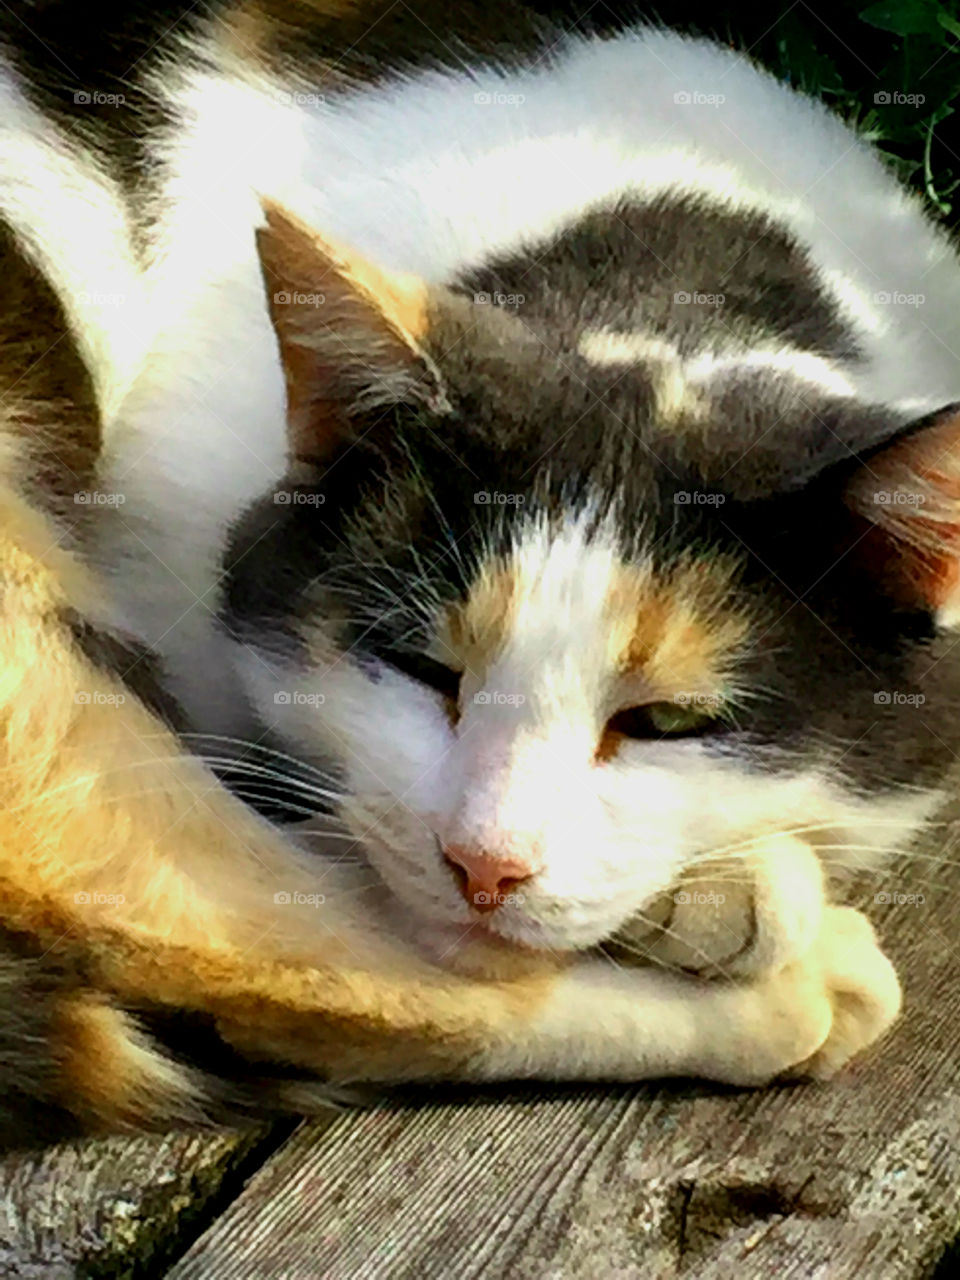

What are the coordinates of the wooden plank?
(168, 817, 960, 1279)
(0, 1127, 272, 1278)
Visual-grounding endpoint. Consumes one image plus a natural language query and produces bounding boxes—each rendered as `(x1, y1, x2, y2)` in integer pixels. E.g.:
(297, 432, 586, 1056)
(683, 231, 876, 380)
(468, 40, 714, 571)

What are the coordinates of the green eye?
(606, 699, 720, 740)
(647, 701, 714, 735)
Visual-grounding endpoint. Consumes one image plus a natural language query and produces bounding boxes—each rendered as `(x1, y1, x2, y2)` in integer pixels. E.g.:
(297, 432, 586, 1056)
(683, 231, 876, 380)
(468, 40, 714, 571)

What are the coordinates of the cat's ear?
(843, 403, 960, 617)
(255, 199, 450, 459)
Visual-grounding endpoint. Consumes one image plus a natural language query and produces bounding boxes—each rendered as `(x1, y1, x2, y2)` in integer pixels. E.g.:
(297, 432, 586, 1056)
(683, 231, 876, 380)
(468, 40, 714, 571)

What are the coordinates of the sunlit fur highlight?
(844, 408, 960, 617)
(605, 557, 750, 694)
(439, 543, 750, 712)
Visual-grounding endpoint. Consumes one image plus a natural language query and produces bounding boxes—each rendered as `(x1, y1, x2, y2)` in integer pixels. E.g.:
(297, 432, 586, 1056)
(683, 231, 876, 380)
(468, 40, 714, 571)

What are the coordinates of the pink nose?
(442, 843, 533, 913)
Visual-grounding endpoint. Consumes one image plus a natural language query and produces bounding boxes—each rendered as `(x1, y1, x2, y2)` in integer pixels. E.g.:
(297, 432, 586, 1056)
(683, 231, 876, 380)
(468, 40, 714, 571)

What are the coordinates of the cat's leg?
(8, 886, 897, 1142)
(622, 834, 827, 978)
(475, 904, 899, 1086)
(105, 900, 897, 1093)
(5, 898, 894, 1144)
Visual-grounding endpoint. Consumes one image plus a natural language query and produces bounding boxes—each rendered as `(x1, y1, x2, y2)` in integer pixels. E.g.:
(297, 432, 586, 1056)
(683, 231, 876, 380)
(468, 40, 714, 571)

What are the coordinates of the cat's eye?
(386, 651, 462, 700)
(605, 700, 720, 741)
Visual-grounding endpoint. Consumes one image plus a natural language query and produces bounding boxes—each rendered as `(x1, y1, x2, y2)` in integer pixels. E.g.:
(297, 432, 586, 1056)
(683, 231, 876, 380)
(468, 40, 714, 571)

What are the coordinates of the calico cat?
(0, 0, 958, 1148)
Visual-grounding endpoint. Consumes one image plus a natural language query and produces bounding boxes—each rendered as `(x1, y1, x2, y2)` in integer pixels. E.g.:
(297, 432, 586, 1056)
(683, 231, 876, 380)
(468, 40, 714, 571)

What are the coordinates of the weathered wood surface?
(169, 837, 960, 1279)
(3, 827, 960, 1278)
(0, 1127, 269, 1279)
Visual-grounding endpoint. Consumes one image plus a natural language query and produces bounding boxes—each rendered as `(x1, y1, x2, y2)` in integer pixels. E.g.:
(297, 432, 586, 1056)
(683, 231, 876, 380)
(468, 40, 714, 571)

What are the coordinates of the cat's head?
(224, 201, 960, 954)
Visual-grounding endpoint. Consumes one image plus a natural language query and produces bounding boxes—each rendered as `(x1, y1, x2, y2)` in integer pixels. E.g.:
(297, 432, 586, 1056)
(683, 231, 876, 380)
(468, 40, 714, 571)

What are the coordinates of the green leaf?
(771, 16, 845, 94)
(859, 1, 945, 37)
(939, 12, 960, 41)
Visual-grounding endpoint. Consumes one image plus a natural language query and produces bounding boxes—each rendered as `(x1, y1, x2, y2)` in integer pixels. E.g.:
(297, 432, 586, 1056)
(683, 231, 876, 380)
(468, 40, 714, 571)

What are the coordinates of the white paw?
(784, 906, 902, 1080)
(707, 905, 901, 1086)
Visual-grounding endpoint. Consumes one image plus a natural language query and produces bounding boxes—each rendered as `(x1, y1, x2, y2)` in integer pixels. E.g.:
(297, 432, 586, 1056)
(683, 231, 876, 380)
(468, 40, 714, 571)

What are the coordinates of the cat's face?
(238, 507, 936, 953)
(225, 203, 960, 954)
(231, 479, 945, 953)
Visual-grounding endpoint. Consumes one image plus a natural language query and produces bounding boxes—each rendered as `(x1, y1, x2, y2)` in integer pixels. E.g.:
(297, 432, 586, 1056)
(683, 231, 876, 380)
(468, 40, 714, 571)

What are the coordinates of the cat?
(0, 0, 957, 1148)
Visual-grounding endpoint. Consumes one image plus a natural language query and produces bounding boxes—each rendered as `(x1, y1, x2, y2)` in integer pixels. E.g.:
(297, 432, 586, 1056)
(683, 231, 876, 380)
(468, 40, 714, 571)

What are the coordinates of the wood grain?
(168, 819, 960, 1279)
(0, 1127, 268, 1278)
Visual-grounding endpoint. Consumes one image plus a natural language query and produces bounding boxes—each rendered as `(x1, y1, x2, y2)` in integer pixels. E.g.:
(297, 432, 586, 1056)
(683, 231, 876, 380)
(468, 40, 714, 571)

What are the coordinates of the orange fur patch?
(438, 552, 747, 710)
(219, 0, 362, 54)
(57, 995, 204, 1131)
(257, 201, 430, 342)
(256, 200, 435, 457)
(97, 934, 558, 1083)
(845, 409, 960, 612)
(0, 221, 100, 513)
(219, 1, 384, 64)
(606, 559, 749, 696)
(439, 565, 517, 679)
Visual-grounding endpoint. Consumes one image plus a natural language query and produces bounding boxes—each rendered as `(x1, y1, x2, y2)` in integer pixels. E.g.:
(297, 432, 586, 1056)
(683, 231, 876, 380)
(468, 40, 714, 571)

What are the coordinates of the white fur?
(579, 330, 860, 405)
(243, 515, 937, 953)
(2, 30, 953, 945)
(474, 903, 902, 1084)
(0, 63, 146, 420)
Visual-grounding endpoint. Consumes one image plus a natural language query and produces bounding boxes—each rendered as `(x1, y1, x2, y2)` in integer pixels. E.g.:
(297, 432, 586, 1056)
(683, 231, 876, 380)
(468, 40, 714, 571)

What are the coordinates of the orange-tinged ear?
(844, 404, 960, 616)
(256, 199, 449, 459)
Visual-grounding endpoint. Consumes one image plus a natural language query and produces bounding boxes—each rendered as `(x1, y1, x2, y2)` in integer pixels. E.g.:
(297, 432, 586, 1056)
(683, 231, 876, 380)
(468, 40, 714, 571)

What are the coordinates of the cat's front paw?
(709, 905, 901, 1085)
(781, 905, 902, 1080)
(618, 835, 824, 979)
